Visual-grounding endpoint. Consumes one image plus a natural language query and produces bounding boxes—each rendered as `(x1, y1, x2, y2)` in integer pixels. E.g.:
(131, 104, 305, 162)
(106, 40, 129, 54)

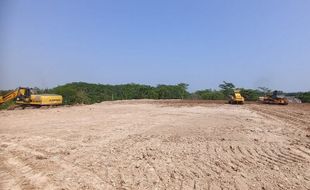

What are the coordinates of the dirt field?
(0, 100, 309, 190)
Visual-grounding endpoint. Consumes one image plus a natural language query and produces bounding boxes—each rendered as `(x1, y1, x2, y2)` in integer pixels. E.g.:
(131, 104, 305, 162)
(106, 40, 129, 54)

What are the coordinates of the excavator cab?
(16, 87, 31, 102)
(272, 90, 279, 99)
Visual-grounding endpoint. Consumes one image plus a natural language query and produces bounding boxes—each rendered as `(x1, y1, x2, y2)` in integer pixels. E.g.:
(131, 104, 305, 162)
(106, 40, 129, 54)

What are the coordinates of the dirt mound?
(0, 100, 309, 189)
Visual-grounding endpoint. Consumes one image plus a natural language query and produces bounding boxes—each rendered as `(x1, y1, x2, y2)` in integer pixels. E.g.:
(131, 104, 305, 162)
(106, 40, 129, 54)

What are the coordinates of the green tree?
(219, 81, 235, 97)
(178, 83, 189, 99)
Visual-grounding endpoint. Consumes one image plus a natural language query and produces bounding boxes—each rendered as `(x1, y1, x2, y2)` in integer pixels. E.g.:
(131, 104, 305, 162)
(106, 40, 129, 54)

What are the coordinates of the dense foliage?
(0, 100, 14, 110)
(193, 89, 225, 100)
(297, 92, 310, 103)
(48, 82, 190, 105)
(239, 89, 264, 101)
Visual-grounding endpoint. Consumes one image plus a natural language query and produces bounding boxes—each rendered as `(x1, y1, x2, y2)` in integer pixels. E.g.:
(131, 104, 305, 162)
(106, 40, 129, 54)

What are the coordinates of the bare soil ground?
(0, 100, 309, 190)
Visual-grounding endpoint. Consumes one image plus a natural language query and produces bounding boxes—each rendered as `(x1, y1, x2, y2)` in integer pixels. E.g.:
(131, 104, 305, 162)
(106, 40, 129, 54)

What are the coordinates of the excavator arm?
(0, 88, 27, 105)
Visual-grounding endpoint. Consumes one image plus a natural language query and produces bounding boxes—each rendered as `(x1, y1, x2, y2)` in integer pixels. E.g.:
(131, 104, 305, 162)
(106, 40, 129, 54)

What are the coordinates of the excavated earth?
(0, 100, 309, 190)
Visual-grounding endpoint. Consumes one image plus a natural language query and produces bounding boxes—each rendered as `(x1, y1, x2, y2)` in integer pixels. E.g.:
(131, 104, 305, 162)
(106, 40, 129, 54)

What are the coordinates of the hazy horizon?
(1, 0, 310, 92)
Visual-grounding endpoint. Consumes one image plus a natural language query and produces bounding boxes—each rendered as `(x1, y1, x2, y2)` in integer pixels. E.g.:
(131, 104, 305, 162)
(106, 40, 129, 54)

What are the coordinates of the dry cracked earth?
(0, 100, 309, 190)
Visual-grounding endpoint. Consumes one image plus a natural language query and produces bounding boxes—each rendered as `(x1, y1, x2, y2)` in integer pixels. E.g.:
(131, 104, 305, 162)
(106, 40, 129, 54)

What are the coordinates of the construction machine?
(260, 90, 288, 105)
(0, 87, 63, 109)
(228, 90, 245, 104)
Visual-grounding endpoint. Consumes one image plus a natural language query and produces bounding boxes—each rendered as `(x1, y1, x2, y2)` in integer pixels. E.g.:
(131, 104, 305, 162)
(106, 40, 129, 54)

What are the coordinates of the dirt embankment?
(0, 100, 309, 190)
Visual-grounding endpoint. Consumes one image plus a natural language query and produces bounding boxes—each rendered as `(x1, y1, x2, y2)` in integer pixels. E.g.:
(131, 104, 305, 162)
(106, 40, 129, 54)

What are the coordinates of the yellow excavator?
(0, 87, 63, 109)
(228, 90, 245, 104)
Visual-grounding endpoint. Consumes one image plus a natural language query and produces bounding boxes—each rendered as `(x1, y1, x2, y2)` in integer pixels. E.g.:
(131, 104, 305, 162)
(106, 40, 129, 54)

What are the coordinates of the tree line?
(1, 81, 310, 108)
(45, 81, 310, 104)
(45, 82, 190, 105)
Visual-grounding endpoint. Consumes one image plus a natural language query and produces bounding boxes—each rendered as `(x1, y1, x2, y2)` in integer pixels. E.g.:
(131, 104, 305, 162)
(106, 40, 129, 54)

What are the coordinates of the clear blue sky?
(1, 0, 309, 92)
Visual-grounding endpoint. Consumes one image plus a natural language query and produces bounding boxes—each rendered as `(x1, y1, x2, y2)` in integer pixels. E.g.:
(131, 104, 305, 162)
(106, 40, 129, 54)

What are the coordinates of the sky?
(0, 0, 310, 92)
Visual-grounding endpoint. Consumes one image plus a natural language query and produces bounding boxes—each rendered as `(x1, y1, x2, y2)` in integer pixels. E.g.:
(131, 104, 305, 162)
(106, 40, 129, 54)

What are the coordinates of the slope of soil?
(0, 100, 309, 190)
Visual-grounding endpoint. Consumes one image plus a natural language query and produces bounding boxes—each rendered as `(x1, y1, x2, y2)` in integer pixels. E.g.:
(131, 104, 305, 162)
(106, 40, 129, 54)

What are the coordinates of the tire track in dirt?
(0, 163, 21, 190)
(211, 142, 309, 173)
(209, 143, 309, 189)
(228, 145, 254, 168)
(0, 142, 114, 189)
(95, 136, 234, 189)
(295, 146, 310, 157)
(1, 101, 310, 189)
(95, 132, 309, 189)
(270, 145, 309, 163)
(249, 105, 310, 130)
(0, 154, 55, 190)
